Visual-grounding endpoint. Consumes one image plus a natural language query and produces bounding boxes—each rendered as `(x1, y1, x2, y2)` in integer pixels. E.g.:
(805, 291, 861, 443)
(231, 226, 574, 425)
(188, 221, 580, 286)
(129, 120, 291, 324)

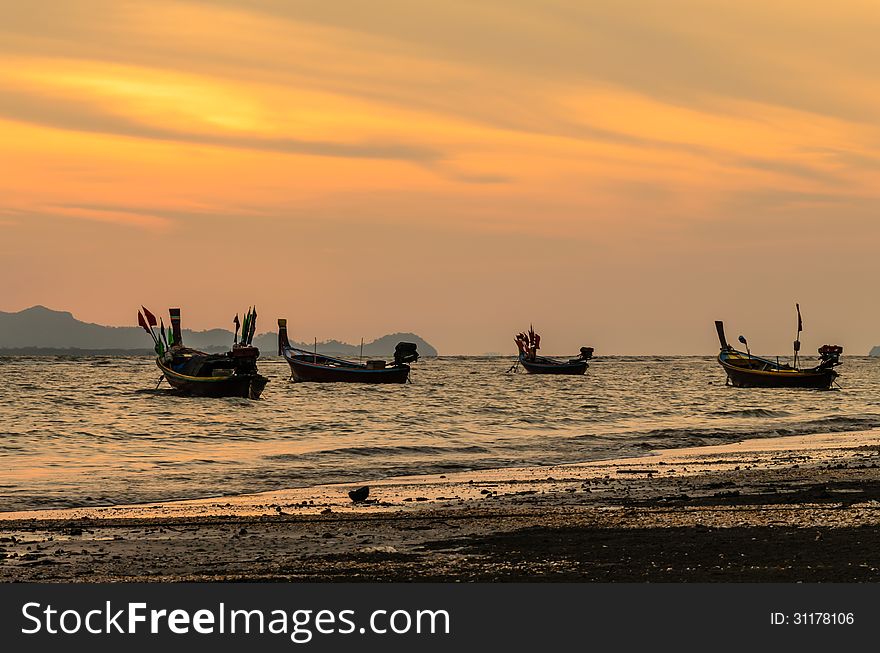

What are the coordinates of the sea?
(2, 355, 880, 512)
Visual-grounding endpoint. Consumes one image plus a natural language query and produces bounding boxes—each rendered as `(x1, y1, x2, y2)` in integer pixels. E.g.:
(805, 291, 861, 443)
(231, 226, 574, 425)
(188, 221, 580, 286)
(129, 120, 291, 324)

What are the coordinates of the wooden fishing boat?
(139, 307, 268, 399)
(278, 319, 418, 384)
(512, 327, 594, 375)
(714, 317, 841, 389)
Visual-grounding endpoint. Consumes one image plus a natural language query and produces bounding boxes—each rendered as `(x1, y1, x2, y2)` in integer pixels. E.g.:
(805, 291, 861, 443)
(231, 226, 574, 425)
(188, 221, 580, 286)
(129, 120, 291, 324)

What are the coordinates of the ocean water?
(2, 355, 880, 512)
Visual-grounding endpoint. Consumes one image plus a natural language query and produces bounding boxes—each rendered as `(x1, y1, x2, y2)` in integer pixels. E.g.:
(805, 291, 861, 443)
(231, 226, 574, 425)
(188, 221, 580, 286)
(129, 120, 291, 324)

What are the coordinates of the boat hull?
(519, 356, 587, 375)
(717, 354, 837, 389)
(285, 356, 410, 384)
(158, 360, 268, 399)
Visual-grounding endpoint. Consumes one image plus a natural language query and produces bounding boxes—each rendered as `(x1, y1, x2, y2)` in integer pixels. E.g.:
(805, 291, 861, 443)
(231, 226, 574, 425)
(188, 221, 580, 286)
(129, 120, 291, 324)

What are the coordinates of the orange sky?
(2, 1, 880, 354)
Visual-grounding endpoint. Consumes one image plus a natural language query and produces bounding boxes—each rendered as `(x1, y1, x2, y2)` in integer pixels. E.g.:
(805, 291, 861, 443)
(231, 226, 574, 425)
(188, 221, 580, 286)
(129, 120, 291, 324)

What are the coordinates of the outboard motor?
(394, 342, 420, 366)
(818, 344, 843, 368)
(580, 346, 595, 361)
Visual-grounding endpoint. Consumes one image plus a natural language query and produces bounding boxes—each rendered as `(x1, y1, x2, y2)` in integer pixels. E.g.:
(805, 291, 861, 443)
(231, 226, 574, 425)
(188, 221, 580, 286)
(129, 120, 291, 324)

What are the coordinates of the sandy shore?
(3, 430, 880, 581)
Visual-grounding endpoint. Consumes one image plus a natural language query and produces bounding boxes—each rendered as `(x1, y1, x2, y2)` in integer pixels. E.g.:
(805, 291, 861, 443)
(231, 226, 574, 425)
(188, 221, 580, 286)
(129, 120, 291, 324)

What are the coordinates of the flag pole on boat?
(793, 303, 802, 370)
(139, 309, 165, 388)
(139, 307, 163, 356)
(248, 307, 257, 345)
(240, 309, 250, 346)
(159, 317, 169, 351)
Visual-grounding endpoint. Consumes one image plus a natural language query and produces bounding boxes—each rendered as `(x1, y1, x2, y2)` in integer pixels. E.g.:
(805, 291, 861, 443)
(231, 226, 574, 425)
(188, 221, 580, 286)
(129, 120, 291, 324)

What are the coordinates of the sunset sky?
(2, 1, 880, 354)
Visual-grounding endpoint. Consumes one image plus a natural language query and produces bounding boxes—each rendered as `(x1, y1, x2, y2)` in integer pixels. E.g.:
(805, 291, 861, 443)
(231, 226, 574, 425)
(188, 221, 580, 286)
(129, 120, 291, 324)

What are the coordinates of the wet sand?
(3, 430, 880, 581)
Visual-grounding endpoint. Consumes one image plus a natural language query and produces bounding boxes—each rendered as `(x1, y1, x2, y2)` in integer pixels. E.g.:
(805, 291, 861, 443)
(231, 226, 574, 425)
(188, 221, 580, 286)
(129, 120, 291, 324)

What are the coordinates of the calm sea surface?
(2, 355, 880, 512)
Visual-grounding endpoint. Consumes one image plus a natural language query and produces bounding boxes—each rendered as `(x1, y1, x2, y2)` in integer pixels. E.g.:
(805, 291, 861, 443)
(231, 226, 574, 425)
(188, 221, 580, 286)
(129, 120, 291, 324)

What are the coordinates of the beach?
(3, 429, 880, 582)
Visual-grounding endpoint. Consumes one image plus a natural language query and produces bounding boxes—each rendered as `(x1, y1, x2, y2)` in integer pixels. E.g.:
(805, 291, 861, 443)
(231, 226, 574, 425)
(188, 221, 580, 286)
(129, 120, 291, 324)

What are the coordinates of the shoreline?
(4, 429, 880, 581)
(2, 429, 875, 521)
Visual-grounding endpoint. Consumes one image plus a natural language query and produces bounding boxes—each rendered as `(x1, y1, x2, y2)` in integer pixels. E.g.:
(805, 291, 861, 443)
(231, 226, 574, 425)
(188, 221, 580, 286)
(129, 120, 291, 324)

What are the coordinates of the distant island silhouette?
(0, 306, 438, 357)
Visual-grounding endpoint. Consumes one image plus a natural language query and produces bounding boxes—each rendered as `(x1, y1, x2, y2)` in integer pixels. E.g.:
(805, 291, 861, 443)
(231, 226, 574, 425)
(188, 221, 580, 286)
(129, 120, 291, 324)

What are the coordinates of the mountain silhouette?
(0, 306, 438, 356)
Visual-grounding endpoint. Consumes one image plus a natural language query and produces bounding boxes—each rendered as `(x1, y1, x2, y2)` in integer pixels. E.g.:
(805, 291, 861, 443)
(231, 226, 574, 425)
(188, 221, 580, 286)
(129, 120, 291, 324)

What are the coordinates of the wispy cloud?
(17, 204, 174, 231)
(0, 85, 442, 163)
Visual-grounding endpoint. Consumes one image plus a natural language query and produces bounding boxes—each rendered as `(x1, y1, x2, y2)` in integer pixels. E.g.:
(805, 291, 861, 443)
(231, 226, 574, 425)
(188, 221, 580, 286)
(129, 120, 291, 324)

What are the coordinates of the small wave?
(627, 414, 880, 448)
(814, 414, 880, 429)
(264, 444, 489, 461)
(707, 408, 793, 418)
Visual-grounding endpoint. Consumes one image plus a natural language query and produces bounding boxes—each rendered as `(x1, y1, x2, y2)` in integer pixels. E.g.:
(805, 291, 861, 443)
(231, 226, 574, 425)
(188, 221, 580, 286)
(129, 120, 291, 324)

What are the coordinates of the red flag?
(141, 306, 158, 327)
(137, 311, 151, 334)
(796, 303, 803, 333)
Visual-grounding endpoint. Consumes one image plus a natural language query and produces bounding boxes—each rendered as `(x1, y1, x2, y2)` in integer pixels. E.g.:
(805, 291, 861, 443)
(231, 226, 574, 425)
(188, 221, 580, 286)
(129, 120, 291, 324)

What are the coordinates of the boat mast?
(793, 303, 802, 370)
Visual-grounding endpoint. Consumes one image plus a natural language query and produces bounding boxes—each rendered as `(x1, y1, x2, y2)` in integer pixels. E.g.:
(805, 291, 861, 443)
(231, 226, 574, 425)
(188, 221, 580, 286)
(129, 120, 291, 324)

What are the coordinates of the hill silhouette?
(0, 306, 437, 356)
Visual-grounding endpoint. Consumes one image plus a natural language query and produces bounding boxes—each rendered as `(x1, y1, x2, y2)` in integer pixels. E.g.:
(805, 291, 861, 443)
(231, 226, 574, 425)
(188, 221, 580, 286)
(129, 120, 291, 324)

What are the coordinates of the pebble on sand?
(348, 486, 370, 503)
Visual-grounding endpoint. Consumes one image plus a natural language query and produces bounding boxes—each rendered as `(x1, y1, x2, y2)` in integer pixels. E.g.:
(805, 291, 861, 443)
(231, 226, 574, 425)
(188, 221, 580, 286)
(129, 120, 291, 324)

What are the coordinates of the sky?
(2, 0, 880, 355)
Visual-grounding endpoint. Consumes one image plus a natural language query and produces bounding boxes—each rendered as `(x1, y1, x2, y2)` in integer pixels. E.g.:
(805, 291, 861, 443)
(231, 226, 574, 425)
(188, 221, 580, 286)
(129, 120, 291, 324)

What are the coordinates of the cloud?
(720, 188, 879, 216)
(0, 85, 442, 163)
(188, 0, 880, 123)
(2, 1, 876, 191)
(6, 204, 173, 231)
